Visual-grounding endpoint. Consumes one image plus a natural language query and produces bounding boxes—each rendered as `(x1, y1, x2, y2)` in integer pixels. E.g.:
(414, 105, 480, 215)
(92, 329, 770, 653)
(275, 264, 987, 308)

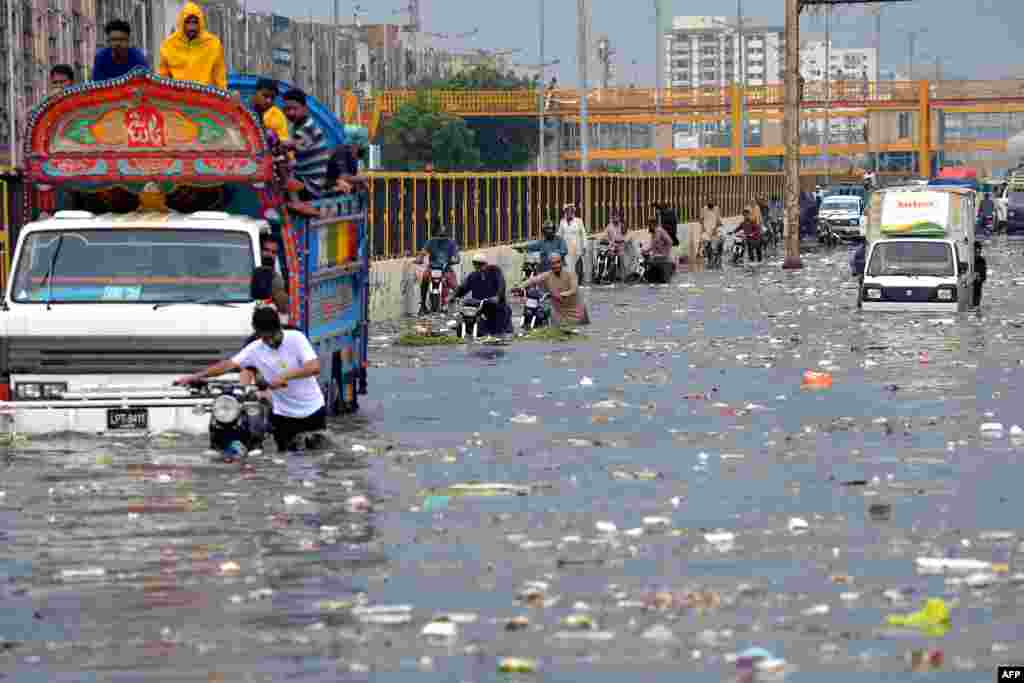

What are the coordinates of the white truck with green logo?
(858, 186, 976, 312)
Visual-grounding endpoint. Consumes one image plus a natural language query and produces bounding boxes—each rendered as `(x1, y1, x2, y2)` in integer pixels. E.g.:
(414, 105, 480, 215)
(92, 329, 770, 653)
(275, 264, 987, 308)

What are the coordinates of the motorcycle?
(625, 241, 648, 283)
(731, 233, 747, 266)
(817, 220, 839, 248)
(456, 297, 489, 339)
(519, 285, 551, 330)
(186, 379, 270, 463)
(703, 238, 723, 269)
(426, 258, 458, 313)
(593, 240, 621, 284)
(521, 252, 541, 280)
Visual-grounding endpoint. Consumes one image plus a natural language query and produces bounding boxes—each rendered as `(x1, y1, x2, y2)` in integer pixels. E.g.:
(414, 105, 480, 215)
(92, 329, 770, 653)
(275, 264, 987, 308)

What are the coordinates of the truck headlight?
(212, 395, 241, 423)
(936, 286, 956, 301)
(865, 288, 882, 300)
(14, 382, 67, 400)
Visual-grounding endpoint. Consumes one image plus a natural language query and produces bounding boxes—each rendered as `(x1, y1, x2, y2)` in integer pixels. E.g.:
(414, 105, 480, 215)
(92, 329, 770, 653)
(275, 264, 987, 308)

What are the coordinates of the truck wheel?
(327, 351, 344, 416)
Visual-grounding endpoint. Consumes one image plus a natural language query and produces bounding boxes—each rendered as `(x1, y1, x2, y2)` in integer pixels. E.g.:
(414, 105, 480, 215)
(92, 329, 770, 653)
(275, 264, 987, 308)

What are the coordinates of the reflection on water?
(2, 240, 1024, 680)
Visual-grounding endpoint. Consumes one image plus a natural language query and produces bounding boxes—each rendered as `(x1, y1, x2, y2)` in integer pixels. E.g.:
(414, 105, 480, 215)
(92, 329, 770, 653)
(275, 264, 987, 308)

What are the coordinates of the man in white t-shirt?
(174, 307, 326, 452)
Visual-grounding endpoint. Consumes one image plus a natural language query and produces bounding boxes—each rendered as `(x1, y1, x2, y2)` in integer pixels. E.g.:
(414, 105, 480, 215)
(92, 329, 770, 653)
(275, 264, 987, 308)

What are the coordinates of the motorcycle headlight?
(212, 395, 241, 423)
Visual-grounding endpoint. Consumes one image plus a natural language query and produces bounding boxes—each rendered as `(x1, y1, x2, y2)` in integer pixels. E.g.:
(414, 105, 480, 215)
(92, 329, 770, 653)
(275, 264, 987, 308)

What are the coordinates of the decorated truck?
(858, 185, 975, 312)
(0, 70, 369, 436)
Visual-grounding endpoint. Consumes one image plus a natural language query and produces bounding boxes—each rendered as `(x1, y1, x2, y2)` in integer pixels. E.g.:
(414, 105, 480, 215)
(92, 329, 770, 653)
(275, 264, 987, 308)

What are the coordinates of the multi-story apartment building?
(665, 15, 784, 90)
(799, 38, 877, 84)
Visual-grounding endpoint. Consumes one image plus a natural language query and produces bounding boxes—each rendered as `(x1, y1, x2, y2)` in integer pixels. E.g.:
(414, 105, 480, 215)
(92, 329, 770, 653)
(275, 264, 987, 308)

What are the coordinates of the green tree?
(379, 92, 481, 171)
(416, 66, 546, 171)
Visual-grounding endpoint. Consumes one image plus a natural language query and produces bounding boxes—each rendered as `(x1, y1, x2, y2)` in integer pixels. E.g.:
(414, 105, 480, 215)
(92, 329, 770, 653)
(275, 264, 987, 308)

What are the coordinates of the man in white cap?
(453, 252, 506, 335)
(558, 203, 587, 284)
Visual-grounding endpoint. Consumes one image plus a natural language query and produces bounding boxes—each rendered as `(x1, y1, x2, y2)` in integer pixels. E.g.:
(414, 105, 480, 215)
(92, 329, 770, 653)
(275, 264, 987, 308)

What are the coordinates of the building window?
(898, 112, 911, 139)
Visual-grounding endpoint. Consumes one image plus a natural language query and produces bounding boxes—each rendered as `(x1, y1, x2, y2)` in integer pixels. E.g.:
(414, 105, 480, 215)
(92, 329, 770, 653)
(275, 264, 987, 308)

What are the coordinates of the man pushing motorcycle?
(174, 307, 327, 453)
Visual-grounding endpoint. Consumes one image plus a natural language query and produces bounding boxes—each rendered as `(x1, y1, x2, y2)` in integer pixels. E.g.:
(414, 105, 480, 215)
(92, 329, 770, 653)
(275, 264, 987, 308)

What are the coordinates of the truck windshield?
(822, 199, 860, 212)
(866, 241, 954, 278)
(11, 229, 255, 304)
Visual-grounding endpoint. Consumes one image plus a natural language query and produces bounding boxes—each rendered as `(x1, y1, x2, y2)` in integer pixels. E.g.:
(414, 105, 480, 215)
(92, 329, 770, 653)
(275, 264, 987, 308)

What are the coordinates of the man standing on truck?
(92, 19, 149, 81)
(49, 64, 75, 94)
(251, 78, 289, 144)
(281, 89, 331, 199)
(158, 2, 227, 91)
(174, 307, 326, 453)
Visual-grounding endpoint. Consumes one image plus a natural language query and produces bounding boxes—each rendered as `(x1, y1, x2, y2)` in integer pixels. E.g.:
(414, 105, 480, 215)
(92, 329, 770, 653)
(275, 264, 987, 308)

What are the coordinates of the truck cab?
(2, 210, 267, 434)
(859, 186, 975, 313)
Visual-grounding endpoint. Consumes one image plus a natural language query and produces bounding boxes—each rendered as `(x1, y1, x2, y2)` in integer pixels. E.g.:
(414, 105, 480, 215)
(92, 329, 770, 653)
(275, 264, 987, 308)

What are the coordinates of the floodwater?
(2, 238, 1024, 682)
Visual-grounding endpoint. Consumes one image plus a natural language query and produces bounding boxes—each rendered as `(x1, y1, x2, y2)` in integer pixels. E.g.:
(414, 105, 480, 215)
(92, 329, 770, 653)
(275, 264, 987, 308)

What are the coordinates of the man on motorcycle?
(174, 307, 326, 453)
(417, 224, 460, 314)
(598, 210, 626, 281)
(520, 253, 589, 326)
(701, 201, 724, 266)
(453, 253, 506, 336)
(733, 208, 763, 263)
(518, 220, 568, 273)
(979, 193, 996, 232)
(643, 221, 676, 283)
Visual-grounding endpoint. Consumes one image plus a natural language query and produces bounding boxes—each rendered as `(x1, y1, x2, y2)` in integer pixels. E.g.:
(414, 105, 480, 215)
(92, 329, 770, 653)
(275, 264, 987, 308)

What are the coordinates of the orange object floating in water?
(802, 371, 833, 388)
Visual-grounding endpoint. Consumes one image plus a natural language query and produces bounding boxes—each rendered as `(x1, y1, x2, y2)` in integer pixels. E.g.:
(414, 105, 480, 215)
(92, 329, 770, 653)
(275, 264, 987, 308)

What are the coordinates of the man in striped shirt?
(281, 89, 331, 199)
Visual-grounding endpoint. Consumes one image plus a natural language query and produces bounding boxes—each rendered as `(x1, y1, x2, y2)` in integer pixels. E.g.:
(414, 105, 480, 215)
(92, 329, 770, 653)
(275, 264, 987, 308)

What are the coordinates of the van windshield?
(11, 229, 255, 304)
(821, 198, 861, 212)
(866, 241, 955, 278)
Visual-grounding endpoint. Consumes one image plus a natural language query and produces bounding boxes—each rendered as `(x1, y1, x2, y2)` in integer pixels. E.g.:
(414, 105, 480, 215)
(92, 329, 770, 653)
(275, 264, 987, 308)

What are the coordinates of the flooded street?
(4, 239, 1024, 681)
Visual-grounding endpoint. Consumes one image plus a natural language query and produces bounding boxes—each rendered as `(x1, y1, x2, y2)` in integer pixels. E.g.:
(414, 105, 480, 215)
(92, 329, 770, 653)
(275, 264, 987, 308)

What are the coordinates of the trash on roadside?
(498, 657, 537, 673)
(885, 598, 951, 636)
(802, 370, 833, 388)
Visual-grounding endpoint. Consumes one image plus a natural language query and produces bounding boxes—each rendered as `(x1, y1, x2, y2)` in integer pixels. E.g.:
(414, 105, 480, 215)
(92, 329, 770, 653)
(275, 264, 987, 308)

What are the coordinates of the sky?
(242, 0, 1024, 85)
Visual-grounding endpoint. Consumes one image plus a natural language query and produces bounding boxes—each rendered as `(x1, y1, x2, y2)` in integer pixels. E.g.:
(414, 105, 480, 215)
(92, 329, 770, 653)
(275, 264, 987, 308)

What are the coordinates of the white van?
(858, 187, 975, 312)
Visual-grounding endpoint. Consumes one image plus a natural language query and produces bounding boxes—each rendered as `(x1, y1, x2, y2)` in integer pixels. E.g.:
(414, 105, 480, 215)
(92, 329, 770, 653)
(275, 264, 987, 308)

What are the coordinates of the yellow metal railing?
(369, 80, 1024, 117)
(365, 171, 788, 260)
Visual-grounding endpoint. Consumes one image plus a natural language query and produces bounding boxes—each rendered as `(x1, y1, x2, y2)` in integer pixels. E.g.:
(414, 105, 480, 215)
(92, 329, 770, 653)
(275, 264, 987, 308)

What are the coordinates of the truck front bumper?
(0, 392, 214, 436)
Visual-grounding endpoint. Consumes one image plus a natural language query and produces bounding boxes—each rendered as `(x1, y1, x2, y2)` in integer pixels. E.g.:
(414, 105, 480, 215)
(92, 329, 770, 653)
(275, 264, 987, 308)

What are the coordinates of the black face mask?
(262, 255, 276, 268)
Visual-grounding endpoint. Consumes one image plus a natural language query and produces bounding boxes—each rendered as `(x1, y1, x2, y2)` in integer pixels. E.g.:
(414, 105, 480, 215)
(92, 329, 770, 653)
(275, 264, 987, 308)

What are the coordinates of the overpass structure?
(354, 79, 1024, 175)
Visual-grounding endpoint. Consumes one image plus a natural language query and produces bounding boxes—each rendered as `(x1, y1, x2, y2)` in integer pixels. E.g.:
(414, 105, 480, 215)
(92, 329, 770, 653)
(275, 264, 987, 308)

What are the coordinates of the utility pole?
(538, 0, 545, 171)
(7, 0, 16, 168)
(782, 0, 801, 269)
(654, 0, 663, 170)
(332, 0, 340, 115)
(908, 31, 916, 80)
(782, 0, 913, 271)
(577, 0, 590, 172)
(823, 4, 831, 183)
(736, 0, 745, 173)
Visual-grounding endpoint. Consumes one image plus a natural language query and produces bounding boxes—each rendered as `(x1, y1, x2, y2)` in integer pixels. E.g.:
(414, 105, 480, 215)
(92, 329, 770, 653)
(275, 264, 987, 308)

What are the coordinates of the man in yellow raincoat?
(158, 2, 227, 91)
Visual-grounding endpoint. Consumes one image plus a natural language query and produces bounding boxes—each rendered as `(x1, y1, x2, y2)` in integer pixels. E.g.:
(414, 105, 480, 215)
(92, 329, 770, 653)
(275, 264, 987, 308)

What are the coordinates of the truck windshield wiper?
(40, 234, 65, 310)
(152, 297, 240, 310)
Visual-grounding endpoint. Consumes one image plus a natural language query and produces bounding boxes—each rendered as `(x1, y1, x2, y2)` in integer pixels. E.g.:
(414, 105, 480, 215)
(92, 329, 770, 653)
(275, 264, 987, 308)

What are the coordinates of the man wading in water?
(520, 253, 590, 327)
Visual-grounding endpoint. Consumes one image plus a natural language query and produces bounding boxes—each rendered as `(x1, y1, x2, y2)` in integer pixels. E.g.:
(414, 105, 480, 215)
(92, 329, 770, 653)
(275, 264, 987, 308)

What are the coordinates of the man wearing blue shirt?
(92, 19, 148, 82)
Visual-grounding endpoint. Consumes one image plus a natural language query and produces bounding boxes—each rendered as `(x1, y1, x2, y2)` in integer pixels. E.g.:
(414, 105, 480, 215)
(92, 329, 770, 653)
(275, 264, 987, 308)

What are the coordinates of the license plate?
(431, 269, 443, 278)
(526, 299, 539, 308)
(107, 407, 148, 431)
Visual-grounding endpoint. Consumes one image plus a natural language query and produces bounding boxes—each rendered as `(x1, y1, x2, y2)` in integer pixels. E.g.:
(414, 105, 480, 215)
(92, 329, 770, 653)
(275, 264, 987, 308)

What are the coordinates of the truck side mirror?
(251, 266, 274, 300)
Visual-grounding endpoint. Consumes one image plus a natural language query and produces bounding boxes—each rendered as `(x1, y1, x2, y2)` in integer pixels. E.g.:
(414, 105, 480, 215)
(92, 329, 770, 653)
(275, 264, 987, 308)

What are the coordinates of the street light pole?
(654, 0, 663, 170)
(736, 0, 745, 173)
(538, 0, 545, 171)
(782, 0, 802, 269)
(824, 4, 831, 183)
(577, 0, 590, 172)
